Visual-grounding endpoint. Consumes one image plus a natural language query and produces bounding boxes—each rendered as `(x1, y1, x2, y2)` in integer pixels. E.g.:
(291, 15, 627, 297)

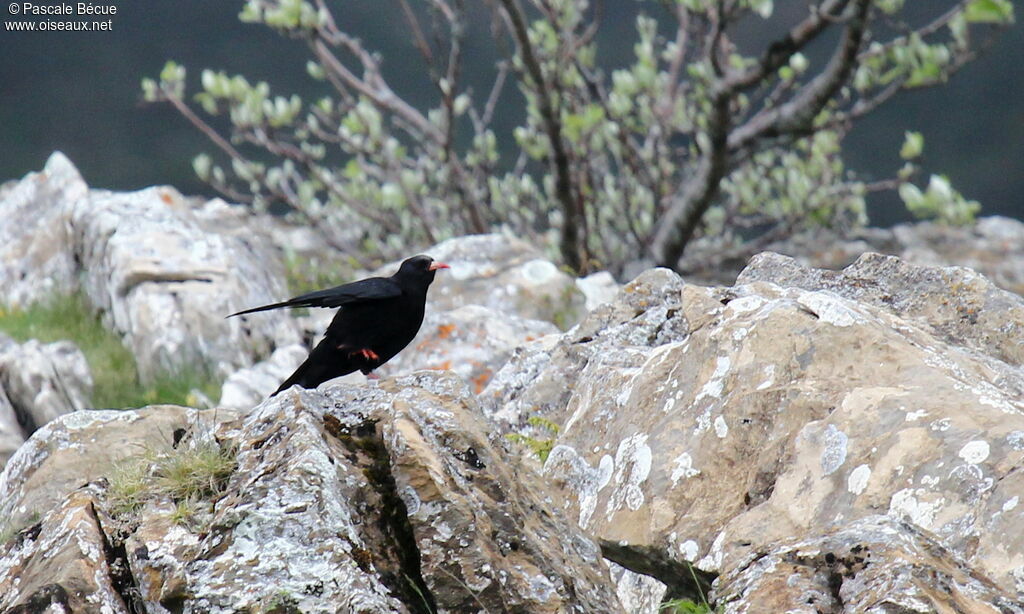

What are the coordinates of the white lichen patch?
(797, 291, 862, 327)
(680, 539, 699, 561)
(820, 425, 848, 476)
(714, 416, 729, 439)
(670, 452, 700, 486)
(756, 364, 775, 391)
(725, 295, 766, 314)
(695, 356, 731, 402)
(544, 446, 614, 529)
(958, 440, 990, 464)
(696, 531, 726, 571)
(848, 464, 871, 495)
(520, 259, 560, 284)
(1003, 496, 1019, 512)
(905, 409, 928, 421)
(888, 488, 944, 529)
(1008, 431, 1024, 451)
(606, 434, 653, 520)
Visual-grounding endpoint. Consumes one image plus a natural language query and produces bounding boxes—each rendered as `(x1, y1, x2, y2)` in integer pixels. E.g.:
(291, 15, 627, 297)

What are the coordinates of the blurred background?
(1, 1, 1022, 225)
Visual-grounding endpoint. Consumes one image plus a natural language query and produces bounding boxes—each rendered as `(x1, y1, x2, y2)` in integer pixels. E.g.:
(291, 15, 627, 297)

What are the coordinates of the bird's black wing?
(228, 277, 402, 317)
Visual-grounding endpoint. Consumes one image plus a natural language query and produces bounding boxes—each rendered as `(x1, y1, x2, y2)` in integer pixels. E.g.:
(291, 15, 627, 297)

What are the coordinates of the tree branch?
(496, 0, 585, 272)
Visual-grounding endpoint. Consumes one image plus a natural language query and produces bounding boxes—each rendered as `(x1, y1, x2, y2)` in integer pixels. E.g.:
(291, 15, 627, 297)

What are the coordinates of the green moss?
(0, 292, 221, 409)
(505, 416, 561, 463)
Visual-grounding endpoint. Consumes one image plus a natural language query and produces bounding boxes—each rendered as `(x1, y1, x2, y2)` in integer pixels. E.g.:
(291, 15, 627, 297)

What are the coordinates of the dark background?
(1, 1, 1021, 227)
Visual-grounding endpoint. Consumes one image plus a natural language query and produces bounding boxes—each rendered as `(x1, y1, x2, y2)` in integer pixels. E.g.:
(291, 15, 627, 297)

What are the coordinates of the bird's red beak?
(429, 262, 450, 271)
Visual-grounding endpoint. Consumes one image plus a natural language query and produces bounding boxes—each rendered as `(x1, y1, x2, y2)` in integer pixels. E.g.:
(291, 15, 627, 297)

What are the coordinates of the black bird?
(229, 255, 449, 395)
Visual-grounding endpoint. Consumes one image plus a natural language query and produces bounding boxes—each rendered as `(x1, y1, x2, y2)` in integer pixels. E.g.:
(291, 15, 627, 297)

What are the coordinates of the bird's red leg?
(353, 348, 379, 361)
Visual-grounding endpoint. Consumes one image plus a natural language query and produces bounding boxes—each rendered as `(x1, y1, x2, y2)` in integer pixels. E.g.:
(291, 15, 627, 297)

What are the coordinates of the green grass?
(660, 599, 718, 614)
(0, 292, 221, 409)
(107, 437, 236, 524)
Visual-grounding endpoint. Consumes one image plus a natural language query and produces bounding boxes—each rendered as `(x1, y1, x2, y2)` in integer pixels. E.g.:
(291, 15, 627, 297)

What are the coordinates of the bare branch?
(727, 0, 870, 151)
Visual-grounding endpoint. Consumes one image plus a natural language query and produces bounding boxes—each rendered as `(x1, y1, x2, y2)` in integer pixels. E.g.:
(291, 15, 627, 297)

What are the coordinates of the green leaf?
(964, 0, 1014, 23)
(900, 131, 924, 160)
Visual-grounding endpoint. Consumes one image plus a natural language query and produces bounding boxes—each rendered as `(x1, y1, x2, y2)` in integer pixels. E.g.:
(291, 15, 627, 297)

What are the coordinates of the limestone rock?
(218, 343, 307, 410)
(482, 267, 692, 428)
(395, 234, 587, 328)
(378, 305, 559, 393)
(0, 374, 621, 612)
(737, 251, 1024, 367)
(0, 406, 230, 531)
(0, 152, 85, 308)
(683, 216, 1024, 297)
(0, 336, 93, 469)
(0, 155, 302, 387)
(893, 215, 1024, 296)
(487, 254, 1024, 604)
(0, 484, 138, 614)
(375, 372, 619, 613)
(714, 516, 1024, 613)
(69, 185, 301, 381)
(0, 388, 24, 470)
(577, 271, 621, 311)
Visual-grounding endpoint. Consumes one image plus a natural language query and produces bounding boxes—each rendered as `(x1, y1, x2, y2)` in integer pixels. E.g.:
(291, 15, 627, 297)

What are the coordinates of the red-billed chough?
(229, 254, 449, 394)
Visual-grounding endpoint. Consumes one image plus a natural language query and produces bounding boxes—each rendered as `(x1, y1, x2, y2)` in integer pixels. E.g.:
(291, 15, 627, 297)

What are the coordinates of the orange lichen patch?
(427, 361, 453, 371)
(471, 368, 493, 394)
(525, 335, 535, 342)
(436, 323, 457, 339)
(160, 191, 174, 205)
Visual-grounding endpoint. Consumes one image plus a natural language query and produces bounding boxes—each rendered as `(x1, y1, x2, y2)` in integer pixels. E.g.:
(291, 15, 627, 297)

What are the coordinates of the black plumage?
(229, 255, 449, 395)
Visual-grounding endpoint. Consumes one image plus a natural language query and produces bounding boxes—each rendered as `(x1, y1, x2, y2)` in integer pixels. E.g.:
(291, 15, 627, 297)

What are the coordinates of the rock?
(376, 372, 619, 613)
(0, 152, 86, 308)
(893, 216, 1024, 296)
(606, 561, 667, 614)
(218, 343, 307, 410)
(0, 483, 138, 614)
(0, 406, 231, 530)
(486, 253, 1024, 603)
(377, 305, 559, 393)
(681, 216, 1024, 297)
(482, 267, 691, 428)
(0, 374, 622, 612)
(397, 234, 587, 329)
(70, 185, 301, 381)
(714, 515, 1024, 613)
(737, 251, 1024, 367)
(0, 336, 93, 470)
(576, 271, 621, 311)
(0, 154, 302, 387)
(0, 389, 24, 469)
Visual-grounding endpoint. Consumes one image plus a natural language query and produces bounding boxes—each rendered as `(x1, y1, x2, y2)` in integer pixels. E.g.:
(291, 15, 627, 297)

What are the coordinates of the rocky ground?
(2, 153, 1024, 612)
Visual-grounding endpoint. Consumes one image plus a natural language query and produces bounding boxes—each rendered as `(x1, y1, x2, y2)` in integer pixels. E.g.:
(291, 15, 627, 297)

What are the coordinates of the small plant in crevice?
(660, 561, 722, 614)
(505, 415, 561, 463)
(106, 433, 236, 529)
(660, 598, 719, 614)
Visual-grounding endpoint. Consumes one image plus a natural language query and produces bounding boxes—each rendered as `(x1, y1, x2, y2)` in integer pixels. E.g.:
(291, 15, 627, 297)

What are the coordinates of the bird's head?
(397, 254, 450, 284)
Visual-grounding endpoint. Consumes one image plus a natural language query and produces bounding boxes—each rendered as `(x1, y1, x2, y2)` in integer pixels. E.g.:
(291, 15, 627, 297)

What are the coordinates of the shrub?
(145, 0, 1012, 274)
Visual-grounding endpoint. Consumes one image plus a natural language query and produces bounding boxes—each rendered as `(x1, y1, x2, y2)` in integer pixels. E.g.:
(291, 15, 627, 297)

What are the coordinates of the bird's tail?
(271, 339, 360, 396)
